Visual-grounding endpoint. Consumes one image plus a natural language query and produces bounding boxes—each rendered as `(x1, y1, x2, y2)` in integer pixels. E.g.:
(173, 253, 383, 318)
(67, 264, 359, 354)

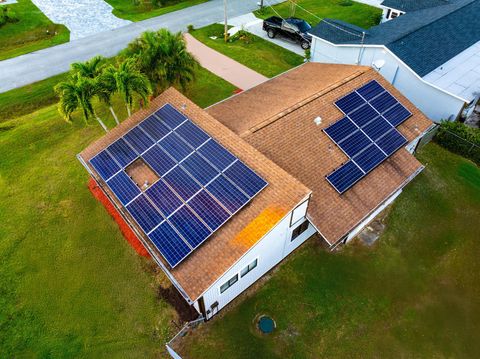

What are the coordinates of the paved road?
(185, 33, 267, 90)
(0, 0, 281, 93)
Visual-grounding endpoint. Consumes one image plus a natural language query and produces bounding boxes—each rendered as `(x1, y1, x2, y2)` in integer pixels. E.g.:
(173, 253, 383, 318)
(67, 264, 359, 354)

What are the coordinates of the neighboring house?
(308, 0, 480, 122)
(78, 63, 432, 322)
(380, 0, 450, 21)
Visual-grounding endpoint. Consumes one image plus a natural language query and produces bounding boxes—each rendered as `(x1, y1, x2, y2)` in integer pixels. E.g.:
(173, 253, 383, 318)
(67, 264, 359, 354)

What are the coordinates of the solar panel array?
(89, 104, 268, 267)
(324, 80, 412, 194)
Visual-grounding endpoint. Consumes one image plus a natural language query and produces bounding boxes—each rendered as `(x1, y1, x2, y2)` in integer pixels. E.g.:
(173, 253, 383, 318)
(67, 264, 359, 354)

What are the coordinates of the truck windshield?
(297, 21, 311, 33)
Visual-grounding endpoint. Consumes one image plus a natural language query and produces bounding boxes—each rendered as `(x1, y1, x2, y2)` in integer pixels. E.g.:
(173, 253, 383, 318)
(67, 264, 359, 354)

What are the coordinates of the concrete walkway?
(185, 34, 267, 90)
(0, 0, 283, 93)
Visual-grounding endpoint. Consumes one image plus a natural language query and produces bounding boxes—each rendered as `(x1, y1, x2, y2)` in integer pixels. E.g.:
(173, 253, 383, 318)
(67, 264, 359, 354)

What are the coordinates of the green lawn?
(0, 67, 235, 357)
(254, 0, 382, 29)
(176, 143, 480, 358)
(105, 0, 209, 21)
(190, 24, 304, 78)
(0, 0, 69, 61)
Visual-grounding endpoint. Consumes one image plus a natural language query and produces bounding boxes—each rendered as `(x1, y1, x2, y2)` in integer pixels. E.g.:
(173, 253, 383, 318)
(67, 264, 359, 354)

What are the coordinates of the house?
(308, 0, 480, 122)
(78, 63, 432, 322)
(380, 0, 450, 21)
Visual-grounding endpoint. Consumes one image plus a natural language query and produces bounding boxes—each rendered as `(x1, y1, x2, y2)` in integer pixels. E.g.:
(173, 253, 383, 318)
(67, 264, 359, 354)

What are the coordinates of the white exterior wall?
(310, 38, 466, 122)
(197, 199, 316, 320)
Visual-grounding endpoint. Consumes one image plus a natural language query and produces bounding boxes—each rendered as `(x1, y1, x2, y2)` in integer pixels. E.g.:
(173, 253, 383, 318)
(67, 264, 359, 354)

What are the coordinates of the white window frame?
(220, 273, 238, 294)
(240, 258, 258, 278)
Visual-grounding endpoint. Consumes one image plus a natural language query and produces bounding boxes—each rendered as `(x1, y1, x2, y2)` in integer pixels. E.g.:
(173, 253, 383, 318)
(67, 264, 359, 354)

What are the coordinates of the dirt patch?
(158, 285, 199, 323)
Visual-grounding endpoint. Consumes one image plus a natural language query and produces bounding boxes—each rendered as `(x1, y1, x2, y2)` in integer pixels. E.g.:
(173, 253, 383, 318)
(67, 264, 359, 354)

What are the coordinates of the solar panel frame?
(335, 91, 366, 115)
(155, 103, 187, 130)
(383, 103, 412, 127)
(163, 165, 202, 201)
(187, 190, 230, 231)
(370, 91, 397, 114)
(175, 120, 210, 149)
(223, 160, 268, 198)
(89, 150, 121, 181)
(326, 161, 364, 194)
(180, 152, 219, 186)
(197, 139, 237, 171)
(106, 138, 138, 168)
(206, 175, 249, 214)
(352, 143, 386, 173)
(168, 206, 211, 249)
(139, 114, 171, 141)
(148, 221, 192, 268)
(142, 144, 176, 177)
(356, 80, 385, 101)
(145, 179, 183, 217)
(337, 130, 372, 158)
(123, 126, 155, 154)
(375, 128, 407, 156)
(126, 194, 164, 233)
(106, 171, 141, 205)
(158, 132, 194, 162)
(323, 117, 358, 144)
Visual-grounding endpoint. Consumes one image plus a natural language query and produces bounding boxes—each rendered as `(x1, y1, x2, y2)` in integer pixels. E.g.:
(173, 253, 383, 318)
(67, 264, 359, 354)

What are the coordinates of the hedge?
(435, 121, 480, 165)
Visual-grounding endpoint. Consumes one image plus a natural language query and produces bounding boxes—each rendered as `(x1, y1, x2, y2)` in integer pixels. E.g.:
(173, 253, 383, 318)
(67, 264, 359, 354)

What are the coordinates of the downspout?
(356, 31, 366, 65)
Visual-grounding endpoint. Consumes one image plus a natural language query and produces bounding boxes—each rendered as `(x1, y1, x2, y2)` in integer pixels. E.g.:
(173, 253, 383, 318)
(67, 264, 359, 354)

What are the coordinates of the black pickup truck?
(262, 16, 312, 49)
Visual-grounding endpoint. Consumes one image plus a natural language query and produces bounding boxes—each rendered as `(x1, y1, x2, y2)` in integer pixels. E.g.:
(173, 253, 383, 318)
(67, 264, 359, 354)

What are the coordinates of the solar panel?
(169, 206, 211, 248)
(88, 103, 268, 268)
(326, 161, 364, 194)
(325, 80, 412, 193)
(163, 165, 201, 201)
(356, 80, 384, 101)
(145, 180, 182, 217)
(197, 139, 236, 171)
(206, 175, 249, 213)
(142, 145, 176, 176)
(148, 221, 192, 267)
(188, 190, 230, 231)
(375, 128, 407, 155)
(159, 132, 193, 162)
(370, 91, 397, 114)
(324, 117, 357, 144)
(180, 152, 218, 186)
(126, 194, 164, 233)
(336, 92, 365, 114)
(352, 144, 386, 173)
(337, 130, 371, 157)
(383, 103, 411, 127)
(175, 121, 209, 149)
(139, 114, 170, 141)
(90, 150, 120, 181)
(156, 104, 186, 129)
(224, 160, 268, 197)
(107, 171, 140, 205)
(124, 126, 154, 154)
(107, 138, 137, 167)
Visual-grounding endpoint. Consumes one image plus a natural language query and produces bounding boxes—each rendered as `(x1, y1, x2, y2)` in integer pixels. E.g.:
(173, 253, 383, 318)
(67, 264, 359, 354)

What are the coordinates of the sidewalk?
(185, 33, 268, 90)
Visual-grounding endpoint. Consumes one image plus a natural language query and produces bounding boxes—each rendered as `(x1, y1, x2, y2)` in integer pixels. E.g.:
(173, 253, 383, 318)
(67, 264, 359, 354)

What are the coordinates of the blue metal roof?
(309, 0, 480, 76)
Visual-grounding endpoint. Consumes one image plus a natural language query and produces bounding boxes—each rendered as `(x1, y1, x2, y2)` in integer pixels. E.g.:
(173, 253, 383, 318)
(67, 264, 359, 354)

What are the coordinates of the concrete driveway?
(225, 13, 305, 56)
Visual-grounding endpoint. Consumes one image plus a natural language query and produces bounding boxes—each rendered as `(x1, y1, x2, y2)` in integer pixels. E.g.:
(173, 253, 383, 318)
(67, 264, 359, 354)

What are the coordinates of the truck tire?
(267, 29, 276, 38)
(301, 40, 310, 50)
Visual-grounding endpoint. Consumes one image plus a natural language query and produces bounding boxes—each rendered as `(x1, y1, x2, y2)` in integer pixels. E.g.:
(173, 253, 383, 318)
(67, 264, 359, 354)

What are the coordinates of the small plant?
(0, 6, 19, 27)
(187, 24, 194, 33)
(339, 0, 353, 6)
(304, 48, 311, 62)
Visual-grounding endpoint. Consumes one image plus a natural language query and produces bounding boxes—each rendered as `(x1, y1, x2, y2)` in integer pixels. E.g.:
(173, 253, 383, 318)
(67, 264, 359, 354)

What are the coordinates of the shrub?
(0, 6, 19, 27)
(435, 121, 480, 165)
(338, 0, 353, 6)
(187, 24, 194, 33)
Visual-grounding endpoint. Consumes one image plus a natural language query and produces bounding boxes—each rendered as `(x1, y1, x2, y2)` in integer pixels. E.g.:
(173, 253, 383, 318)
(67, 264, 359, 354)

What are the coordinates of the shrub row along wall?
(435, 121, 480, 165)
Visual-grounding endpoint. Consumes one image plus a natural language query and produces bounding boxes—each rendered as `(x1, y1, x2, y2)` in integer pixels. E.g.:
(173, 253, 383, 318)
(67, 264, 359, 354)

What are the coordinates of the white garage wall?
(198, 197, 315, 320)
(310, 38, 466, 121)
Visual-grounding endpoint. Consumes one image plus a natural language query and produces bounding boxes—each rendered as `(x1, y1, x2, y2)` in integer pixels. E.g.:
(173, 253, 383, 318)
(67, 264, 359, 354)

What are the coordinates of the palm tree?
(122, 29, 199, 94)
(71, 56, 106, 79)
(55, 74, 108, 132)
(96, 66, 120, 125)
(112, 59, 152, 117)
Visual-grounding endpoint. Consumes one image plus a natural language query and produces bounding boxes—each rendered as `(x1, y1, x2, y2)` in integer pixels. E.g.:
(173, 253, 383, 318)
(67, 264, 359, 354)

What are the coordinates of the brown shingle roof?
(79, 88, 310, 300)
(207, 63, 433, 245)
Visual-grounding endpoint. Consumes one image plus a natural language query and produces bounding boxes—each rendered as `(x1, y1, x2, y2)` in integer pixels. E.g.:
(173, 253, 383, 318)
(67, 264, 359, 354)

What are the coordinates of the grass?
(0, 67, 235, 357)
(0, 66, 235, 123)
(254, 0, 383, 29)
(190, 24, 304, 78)
(0, 0, 69, 61)
(176, 143, 480, 358)
(105, 0, 209, 22)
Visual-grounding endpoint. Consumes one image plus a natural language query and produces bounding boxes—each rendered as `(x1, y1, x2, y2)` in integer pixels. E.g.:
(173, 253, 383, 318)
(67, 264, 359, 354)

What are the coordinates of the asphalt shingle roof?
(381, 0, 450, 12)
(309, 0, 480, 76)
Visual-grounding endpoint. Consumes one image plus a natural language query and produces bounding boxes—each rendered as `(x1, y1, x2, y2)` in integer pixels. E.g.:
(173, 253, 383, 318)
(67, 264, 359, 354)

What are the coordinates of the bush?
(435, 121, 480, 165)
(338, 0, 353, 6)
(187, 24, 194, 33)
(0, 6, 19, 27)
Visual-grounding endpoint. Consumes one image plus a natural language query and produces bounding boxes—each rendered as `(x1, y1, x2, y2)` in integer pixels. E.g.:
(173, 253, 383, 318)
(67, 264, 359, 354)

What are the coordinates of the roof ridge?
(239, 68, 370, 137)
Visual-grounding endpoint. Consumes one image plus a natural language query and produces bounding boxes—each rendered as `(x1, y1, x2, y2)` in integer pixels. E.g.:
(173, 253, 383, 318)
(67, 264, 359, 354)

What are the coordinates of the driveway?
(225, 13, 305, 56)
(31, 0, 130, 40)
(0, 0, 284, 93)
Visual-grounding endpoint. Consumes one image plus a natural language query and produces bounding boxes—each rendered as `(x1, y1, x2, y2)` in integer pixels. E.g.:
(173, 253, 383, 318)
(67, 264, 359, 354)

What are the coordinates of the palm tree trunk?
(109, 106, 119, 125)
(126, 104, 131, 117)
(95, 115, 108, 132)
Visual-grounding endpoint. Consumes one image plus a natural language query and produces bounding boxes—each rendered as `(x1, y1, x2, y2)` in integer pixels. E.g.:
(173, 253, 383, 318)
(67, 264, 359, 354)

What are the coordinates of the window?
(390, 11, 399, 19)
(241, 259, 258, 278)
(291, 221, 309, 241)
(220, 274, 238, 293)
